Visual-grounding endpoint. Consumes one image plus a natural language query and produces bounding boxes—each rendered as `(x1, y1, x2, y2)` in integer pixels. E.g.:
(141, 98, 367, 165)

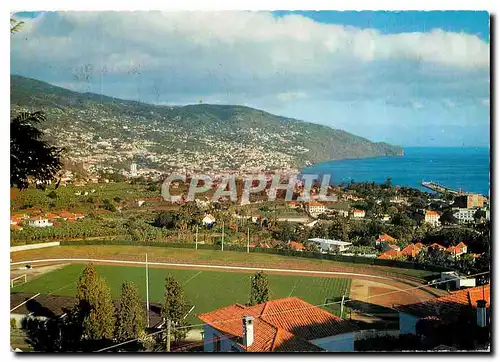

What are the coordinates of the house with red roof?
(288, 241, 304, 252)
(306, 202, 327, 218)
(27, 216, 53, 228)
(199, 297, 358, 352)
(376, 233, 397, 244)
(378, 249, 403, 260)
(396, 285, 490, 336)
(428, 243, 446, 251)
(352, 209, 365, 219)
(424, 210, 441, 227)
(401, 243, 423, 258)
(446, 242, 468, 257)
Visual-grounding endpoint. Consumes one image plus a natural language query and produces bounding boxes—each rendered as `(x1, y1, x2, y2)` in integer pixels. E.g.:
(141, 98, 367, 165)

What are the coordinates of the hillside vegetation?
(11, 75, 403, 171)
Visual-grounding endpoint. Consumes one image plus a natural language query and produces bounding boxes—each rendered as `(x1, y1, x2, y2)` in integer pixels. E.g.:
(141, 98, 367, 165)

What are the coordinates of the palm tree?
(10, 18, 24, 34)
(11, 112, 63, 189)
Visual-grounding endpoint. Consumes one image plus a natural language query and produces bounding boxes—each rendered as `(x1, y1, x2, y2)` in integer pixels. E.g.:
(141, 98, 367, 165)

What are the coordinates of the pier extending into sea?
(421, 181, 467, 195)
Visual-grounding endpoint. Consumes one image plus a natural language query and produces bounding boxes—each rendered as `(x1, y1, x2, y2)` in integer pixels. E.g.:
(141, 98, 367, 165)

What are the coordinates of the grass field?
(11, 264, 352, 324)
(11, 245, 437, 280)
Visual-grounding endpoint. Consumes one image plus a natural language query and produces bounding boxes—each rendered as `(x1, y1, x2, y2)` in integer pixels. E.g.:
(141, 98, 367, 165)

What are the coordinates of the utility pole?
(340, 294, 345, 318)
(195, 225, 198, 250)
(221, 220, 224, 251)
(146, 253, 150, 328)
(247, 227, 250, 253)
(166, 319, 172, 352)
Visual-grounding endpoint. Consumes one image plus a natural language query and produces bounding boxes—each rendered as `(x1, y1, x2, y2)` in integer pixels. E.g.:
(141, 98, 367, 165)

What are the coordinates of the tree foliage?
(249, 271, 270, 306)
(10, 18, 24, 34)
(75, 263, 116, 345)
(11, 111, 63, 189)
(116, 281, 145, 343)
(162, 274, 189, 342)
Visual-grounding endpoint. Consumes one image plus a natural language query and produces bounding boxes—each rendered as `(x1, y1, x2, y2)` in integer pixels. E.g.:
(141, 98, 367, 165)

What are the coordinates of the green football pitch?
(12, 264, 352, 324)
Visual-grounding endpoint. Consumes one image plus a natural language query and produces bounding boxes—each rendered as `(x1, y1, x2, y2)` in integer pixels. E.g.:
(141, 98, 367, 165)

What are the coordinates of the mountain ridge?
(11, 75, 404, 173)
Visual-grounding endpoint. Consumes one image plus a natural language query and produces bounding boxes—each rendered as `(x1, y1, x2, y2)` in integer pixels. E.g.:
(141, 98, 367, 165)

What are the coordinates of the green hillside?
(11, 75, 403, 171)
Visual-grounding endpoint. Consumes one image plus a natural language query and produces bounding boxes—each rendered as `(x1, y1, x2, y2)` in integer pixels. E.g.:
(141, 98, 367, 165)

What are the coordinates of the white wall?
(310, 332, 356, 352)
(399, 312, 419, 335)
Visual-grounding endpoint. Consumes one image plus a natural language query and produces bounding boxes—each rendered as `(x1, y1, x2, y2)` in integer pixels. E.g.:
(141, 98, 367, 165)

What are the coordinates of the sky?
(11, 11, 490, 147)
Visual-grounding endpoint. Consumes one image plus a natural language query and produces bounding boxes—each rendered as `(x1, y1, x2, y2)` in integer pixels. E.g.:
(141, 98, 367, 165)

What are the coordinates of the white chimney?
(242, 316, 254, 348)
(477, 300, 487, 327)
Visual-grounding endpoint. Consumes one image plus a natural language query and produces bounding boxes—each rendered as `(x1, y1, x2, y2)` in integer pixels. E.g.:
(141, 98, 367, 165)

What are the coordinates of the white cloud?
(10, 11, 490, 110)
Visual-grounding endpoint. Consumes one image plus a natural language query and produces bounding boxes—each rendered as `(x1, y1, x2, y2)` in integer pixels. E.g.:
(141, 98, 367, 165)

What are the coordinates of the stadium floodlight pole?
(247, 227, 250, 253)
(195, 225, 198, 250)
(10, 293, 40, 312)
(146, 253, 150, 328)
(221, 221, 224, 251)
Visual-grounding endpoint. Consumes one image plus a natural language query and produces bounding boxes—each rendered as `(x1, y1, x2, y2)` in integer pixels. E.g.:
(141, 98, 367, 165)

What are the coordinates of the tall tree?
(75, 264, 116, 346)
(83, 280, 116, 341)
(249, 271, 270, 306)
(11, 111, 63, 189)
(162, 274, 189, 342)
(116, 281, 145, 342)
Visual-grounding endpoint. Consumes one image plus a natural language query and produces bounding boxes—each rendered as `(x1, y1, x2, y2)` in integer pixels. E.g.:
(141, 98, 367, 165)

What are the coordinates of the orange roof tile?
(199, 297, 357, 352)
(377, 233, 396, 243)
(289, 242, 304, 251)
(378, 250, 403, 260)
(401, 244, 422, 257)
(426, 210, 440, 216)
(429, 243, 446, 250)
(10, 224, 23, 231)
(397, 285, 490, 320)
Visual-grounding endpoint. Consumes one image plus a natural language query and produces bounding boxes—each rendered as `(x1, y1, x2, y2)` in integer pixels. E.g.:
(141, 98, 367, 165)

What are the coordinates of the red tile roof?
(397, 285, 490, 320)
(377, 233, 396, 243)
(429, 243, 446, 251)
(199, 297, 357, 352)
(378, 250, 403, 260)
(426, 210, 440, 216)
(401, 244, 422, 258)
(289, 242, 304, 251)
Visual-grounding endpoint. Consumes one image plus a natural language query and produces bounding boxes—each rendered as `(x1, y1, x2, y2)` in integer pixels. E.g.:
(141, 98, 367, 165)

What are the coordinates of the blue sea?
(301, 147, 490, 196)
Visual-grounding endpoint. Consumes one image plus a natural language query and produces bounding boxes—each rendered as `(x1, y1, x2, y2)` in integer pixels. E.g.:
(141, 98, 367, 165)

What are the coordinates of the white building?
(452, 208, 476, 224)
(439, 271, 476, 289)
(130, 162, 138, 176)
(332, 209, 350, 218)
(307, 238, 353, 253)
(352, 209, 366, 218)
(27, 217, 53, 228)
(199, 297, 358, 352)
(424, 210, 441, 227)
(305, 202, 327, 218)
(202, 214, 216, 227)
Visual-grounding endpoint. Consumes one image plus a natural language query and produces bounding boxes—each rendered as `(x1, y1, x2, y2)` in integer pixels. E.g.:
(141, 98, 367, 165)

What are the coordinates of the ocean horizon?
(301, 147, 490, 196)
